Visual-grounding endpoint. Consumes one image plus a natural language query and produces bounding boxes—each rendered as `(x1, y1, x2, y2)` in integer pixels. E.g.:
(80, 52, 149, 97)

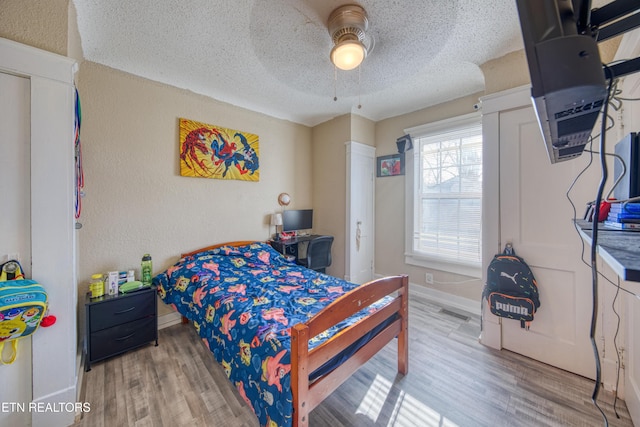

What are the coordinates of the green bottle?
(141, 254, 152, 287)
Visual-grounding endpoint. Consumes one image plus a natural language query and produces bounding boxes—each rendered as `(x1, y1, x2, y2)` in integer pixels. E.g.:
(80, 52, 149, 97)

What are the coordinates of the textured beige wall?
(350, 114, 376, 146)
(481, 41, 621, 97)
(599, 37, 622, 64)
(311, 115, 351, 278)
(0, 0, 69, 55)
(480, 50, 530, 95)
(76, 62, 312, 314)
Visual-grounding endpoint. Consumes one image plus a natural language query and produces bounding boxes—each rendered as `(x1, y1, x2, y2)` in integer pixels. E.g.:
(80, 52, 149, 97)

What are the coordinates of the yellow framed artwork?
(179, 118, 259, 181)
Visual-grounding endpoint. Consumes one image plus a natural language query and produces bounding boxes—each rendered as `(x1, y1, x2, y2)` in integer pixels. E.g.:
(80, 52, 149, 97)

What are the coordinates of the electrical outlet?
(425, 272, 434, 284)
(5, 253, 19, 263)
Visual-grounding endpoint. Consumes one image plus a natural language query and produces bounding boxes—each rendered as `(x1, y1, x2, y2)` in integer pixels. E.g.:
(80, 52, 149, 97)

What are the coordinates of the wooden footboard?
(290, 275, 409, 427)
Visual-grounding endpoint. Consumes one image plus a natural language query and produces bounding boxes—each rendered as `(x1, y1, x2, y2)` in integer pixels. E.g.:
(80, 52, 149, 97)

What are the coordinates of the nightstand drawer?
(89, 316, 156, 362)
(89, 290, 155, 332)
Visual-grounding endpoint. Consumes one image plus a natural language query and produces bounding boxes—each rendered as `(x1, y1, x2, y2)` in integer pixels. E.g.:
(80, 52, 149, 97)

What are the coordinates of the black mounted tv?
(515, 0, 607, 164)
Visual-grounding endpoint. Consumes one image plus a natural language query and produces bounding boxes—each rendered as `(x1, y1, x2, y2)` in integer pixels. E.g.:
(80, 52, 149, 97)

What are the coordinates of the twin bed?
(153, 241, 408, 427)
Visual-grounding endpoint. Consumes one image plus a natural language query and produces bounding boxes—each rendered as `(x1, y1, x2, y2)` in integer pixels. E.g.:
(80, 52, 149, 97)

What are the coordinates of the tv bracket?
(585, 0, 640, 79)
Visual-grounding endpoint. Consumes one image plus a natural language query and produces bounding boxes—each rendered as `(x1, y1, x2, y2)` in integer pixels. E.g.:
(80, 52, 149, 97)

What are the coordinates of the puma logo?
(496, 301, 529, 316)
(500, 271, 519, 285)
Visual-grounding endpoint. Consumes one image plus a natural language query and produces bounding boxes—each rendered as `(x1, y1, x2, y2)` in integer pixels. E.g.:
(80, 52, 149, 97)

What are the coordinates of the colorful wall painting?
(179, 118, 260, 181)
(376, 153, 404, 177)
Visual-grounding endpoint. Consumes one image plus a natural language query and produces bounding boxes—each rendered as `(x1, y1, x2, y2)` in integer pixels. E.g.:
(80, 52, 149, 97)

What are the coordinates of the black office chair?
(299, 236, 334, 274)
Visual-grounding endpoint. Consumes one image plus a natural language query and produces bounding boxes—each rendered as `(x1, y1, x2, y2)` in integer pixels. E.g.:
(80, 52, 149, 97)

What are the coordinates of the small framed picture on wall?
(376, 153, 404, 177)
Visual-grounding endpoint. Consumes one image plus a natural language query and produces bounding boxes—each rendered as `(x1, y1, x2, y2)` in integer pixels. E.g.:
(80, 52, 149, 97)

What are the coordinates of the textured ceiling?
(73, 0, 526, 126)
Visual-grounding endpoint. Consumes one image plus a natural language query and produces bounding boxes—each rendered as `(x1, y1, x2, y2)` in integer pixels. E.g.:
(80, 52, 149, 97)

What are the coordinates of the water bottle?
(89, 273, 105, 298)
(141, 254, 152, 287)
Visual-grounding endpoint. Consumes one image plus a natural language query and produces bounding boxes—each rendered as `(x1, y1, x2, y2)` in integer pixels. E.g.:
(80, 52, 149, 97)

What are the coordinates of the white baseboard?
(372, 273, 480, 316)
(31, 385, 78, 427)
(158, 311, 182, 329)
(408, 282, 481, 316)
(602, 354, 625, 395)
(76, 349, 83, 401)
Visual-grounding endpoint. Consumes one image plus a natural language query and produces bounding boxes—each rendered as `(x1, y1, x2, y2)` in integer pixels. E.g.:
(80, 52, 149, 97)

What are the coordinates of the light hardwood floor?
(75, 291, 634, 427)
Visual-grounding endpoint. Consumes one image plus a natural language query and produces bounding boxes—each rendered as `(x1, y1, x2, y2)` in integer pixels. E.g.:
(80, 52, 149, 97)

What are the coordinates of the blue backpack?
(0, 261, 48, 364)
(483, 244, 540, 329)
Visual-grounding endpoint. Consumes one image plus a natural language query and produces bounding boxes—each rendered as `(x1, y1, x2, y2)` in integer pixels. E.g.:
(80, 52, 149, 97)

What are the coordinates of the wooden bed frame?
(181, 241, 409, 427)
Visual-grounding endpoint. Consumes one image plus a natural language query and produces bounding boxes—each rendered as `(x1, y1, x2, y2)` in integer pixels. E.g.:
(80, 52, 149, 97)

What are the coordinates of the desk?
(576, 219, 640, 282)
(270, 235, 324, 263)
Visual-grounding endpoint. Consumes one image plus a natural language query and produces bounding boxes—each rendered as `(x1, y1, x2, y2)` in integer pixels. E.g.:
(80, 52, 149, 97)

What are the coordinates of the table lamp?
(271, 213, 283, 239)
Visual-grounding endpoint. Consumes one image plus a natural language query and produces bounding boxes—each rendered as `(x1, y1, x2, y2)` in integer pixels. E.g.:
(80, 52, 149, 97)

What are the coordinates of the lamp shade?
(331, 40, 366, 71)
(271, 213, 283, 226)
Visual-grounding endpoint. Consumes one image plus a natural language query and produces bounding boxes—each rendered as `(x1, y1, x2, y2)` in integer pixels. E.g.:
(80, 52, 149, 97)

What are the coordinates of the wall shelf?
(576, 219, 640, 282)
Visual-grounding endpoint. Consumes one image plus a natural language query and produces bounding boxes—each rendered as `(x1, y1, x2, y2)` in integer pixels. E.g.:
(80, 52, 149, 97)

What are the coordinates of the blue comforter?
(153, 242, 386, 427)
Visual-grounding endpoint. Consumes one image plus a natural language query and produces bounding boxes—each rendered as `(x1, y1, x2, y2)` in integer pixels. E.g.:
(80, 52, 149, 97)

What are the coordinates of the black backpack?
(483, 244, 540, 329)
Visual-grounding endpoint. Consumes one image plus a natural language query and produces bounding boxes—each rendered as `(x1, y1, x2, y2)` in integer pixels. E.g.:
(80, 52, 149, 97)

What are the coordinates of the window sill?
(405, 253, 482, 278)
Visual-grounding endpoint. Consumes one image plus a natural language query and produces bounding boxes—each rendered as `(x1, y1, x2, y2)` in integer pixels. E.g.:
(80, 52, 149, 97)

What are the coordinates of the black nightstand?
(84, 286, 158, 371)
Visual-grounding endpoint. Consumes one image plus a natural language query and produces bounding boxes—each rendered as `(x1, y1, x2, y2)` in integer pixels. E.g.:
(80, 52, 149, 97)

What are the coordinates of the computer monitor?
(282, 209, 313, 232)
(614, 132, 640, 200)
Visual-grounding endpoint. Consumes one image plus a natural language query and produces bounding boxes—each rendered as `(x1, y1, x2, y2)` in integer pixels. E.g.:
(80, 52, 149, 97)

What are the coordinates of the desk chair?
(299, 235, 334, 274)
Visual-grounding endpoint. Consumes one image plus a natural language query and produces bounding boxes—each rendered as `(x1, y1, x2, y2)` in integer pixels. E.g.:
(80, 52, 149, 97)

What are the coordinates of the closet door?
(346, 142, 375, 284)
(481, 87, 597, 379)
(0, 71, 32, 427)
(1, 38, 78, 427)
(498, 105, 594, 378)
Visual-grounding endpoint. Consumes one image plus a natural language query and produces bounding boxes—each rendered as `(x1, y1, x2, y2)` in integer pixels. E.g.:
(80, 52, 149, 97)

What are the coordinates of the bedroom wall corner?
(67, 0, 84, 63)
(311, 114, 375, 279)
(311, 115, 350, 278)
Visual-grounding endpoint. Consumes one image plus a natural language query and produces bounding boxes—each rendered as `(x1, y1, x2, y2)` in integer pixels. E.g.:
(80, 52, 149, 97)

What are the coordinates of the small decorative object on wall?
(376, 153, 404, 177)
(396, 134, 413, 153)
(179, 118, 260, 181)
(278, 192, 291, 207)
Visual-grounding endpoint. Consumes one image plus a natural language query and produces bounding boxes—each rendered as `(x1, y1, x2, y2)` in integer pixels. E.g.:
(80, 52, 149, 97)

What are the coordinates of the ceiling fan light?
(331, 40, 366, 71)
(328, 5, 369, 71)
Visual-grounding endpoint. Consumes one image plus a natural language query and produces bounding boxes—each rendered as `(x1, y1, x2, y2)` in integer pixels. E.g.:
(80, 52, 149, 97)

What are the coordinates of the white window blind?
(405, 114, 482, 276)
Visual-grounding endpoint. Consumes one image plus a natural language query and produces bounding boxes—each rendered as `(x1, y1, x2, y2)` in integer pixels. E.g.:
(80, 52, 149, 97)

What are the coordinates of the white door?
(620, 37, 640, 425)
(626, 287, 640, 425)
(346, 142, 375, 284)
(0, 71, 32, 427)
(498, 106, 595, 378)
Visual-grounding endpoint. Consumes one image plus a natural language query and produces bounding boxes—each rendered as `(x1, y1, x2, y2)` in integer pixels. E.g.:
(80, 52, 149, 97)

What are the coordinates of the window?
(405, 113, 482, 277)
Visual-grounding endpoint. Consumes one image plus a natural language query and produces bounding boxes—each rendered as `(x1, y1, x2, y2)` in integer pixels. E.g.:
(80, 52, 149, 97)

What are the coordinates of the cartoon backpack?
(0, 260, 49, 364)
(483, 243, 540, 329)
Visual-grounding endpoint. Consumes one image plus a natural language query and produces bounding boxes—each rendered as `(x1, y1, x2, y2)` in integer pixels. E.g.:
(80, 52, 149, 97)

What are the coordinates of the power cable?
(588, 64, 615, 426)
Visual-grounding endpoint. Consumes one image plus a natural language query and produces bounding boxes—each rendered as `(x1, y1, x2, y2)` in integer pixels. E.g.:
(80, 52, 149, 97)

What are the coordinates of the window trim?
(404, 112, 482, 278)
